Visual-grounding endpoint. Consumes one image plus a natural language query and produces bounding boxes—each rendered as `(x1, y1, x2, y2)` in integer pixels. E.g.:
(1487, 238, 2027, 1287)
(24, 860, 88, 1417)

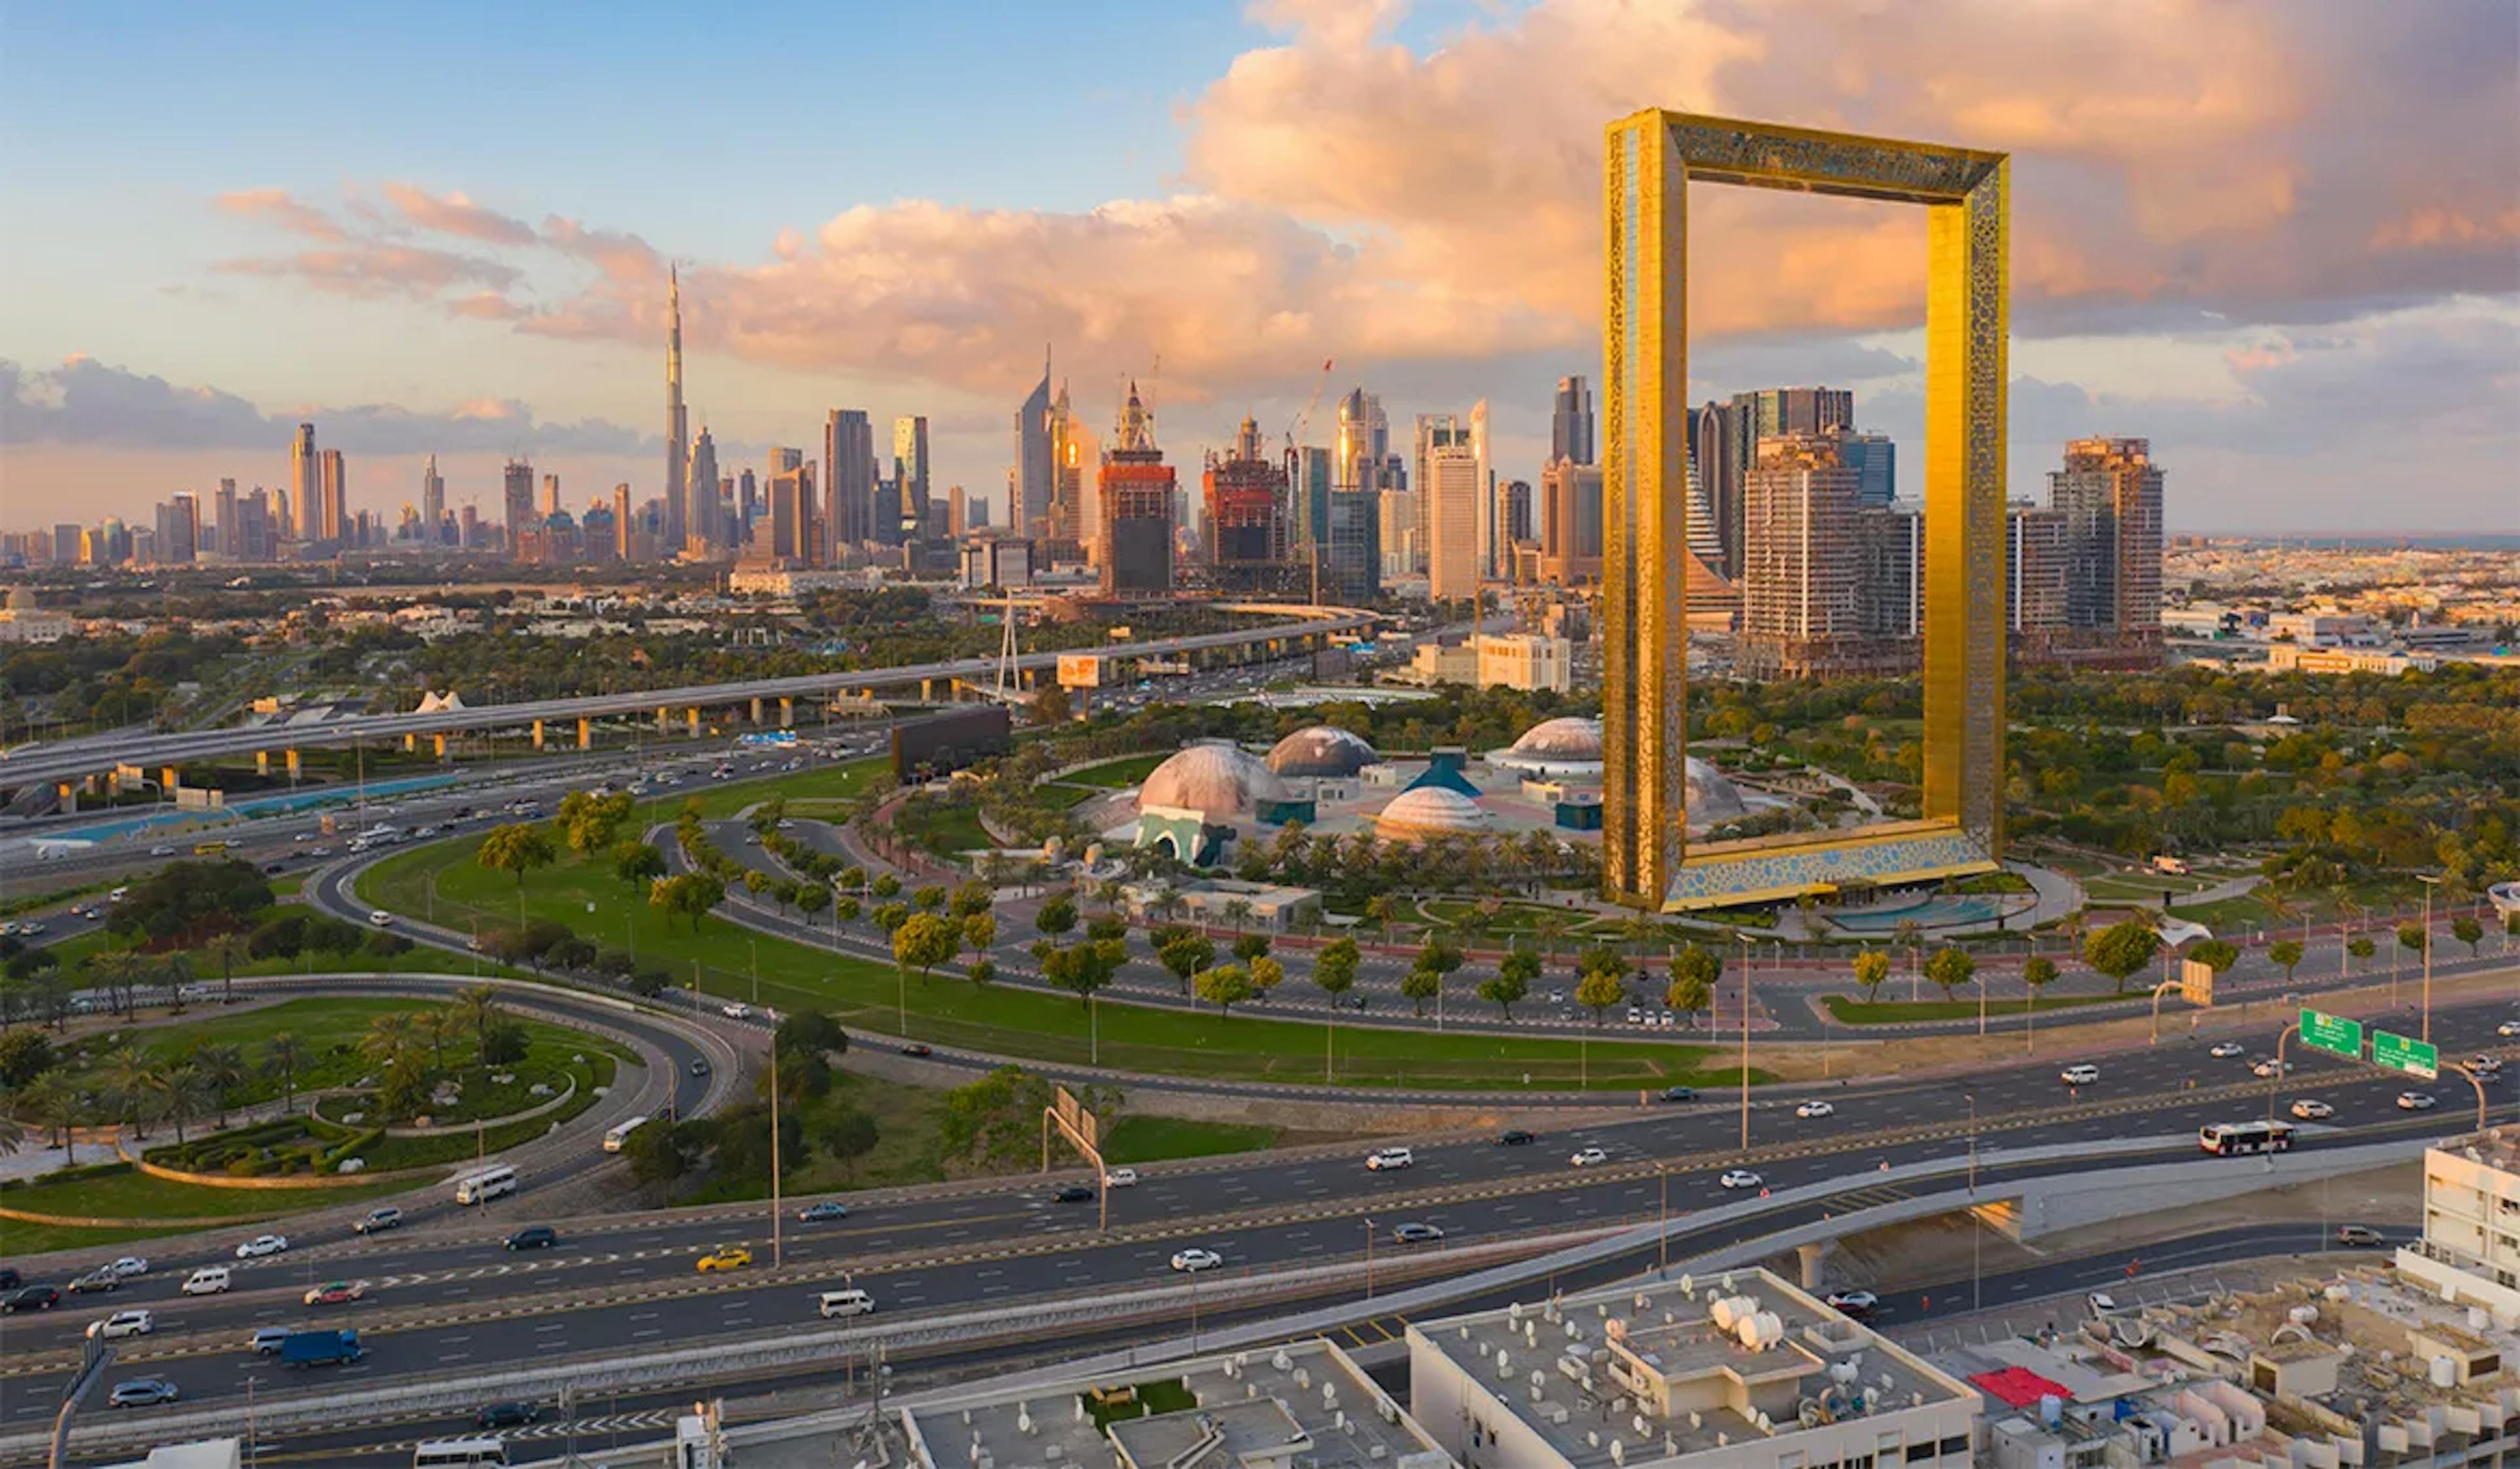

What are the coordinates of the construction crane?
(1282, 356, 1334, 460)
(1281, 357, 1334, 604)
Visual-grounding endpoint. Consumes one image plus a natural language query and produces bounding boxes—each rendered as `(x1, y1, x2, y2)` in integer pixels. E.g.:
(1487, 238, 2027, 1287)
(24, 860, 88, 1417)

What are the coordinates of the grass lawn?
(892, 800, 994, 858)
(1, 1164, 419, 1225)
(0, 1218, 201, 1257)
(360, 837, 1765, 1092)
(1416, 899, 1605, 936)
(1099, 1115, 1280, 1165)
(1822, 991, 2130, 1025)
(1062, 753, 1171, 789)
(1030, 784, 1101, 812)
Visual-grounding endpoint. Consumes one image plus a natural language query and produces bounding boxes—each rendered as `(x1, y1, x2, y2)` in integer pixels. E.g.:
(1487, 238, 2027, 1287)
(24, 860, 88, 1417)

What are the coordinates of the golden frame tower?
(1602, 111, 2009, 910)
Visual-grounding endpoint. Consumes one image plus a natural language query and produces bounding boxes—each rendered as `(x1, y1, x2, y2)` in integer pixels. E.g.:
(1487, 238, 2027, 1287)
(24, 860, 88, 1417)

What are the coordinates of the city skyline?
(2, 1, 2514, 533)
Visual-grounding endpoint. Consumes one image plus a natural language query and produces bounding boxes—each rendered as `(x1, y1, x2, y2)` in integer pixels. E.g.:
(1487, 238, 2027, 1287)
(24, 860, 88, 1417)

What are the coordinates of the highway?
(7, 993, 2510, 1449)
(0, 606, 1372, 791)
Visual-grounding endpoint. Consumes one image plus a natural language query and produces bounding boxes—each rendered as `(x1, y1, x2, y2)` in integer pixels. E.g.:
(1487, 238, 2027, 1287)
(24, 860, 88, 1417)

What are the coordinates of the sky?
(2, 0, 2515, 537)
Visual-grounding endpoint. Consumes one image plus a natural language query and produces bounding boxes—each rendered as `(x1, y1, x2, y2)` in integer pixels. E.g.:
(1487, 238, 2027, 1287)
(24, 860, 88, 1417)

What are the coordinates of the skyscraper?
(892, 415, 931, 537)
(2006, 502, 2069, 633)
(1016, 350, 1053, 536)
(154, 493, 199, 564)
(1469, 398, 1495, 579)
(825, 409, 873, 551)
(2049, 436, 2164, 643)
(1045, 381, 1085, 546)
(543, 472, 562, 520)
(420, 457, 444, 546)
(215, 479, 242, 559)
(768, 449, 809, 563)
(614, 483, 633, 561)
(1098, 382, 1174, 598)
(947, 484, 967, 538)
(1551, 376, 1595, 466)
(663, 266, 689, 556)
(288, 423, 318, 543)
(503, 459, 535, 557)
(1202, 415, 1290, 591)
(1834, 429, 1896, 507)
(686, 427, 719, 553)
(319, 448, 347, 543)
(1425, 440, 1481, 602)
(1539, 459, 1603, 585)
(1739, 433, 1862, 678)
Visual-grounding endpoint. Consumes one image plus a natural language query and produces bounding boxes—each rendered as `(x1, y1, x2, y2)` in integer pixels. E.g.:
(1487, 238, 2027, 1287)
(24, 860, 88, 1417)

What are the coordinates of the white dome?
(1511, 716, 1603, 759)
(1266, 726, 1379, 778)
(1685, 756, 1747, 823)
(1137, 743, 1290, 823)
(1374, 785, 1492, 839)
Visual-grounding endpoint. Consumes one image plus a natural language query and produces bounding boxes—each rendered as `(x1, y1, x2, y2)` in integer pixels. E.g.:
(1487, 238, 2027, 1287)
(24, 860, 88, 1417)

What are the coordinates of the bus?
(453, 1165, 518, 1205)
(2199, 1121, 2295, 1156)
(413, 1437, 508, 1468)
(602, 1116, 650, 1153)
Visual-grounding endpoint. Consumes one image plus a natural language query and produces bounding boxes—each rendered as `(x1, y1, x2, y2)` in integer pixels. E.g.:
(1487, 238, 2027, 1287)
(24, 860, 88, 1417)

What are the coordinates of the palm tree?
(18, 1072, 86, 1162)
(100, 1045, 159, 1138)
(88, 949, 148, 1018)
(1533, 910, 1573, 961)
(203, 934, 250, 1006)
(0, 1108, 25, 1155)
(158, 955, 193, 1012)
(416, 1008, 465, 1073)
(161, 1062, 211, 1144)
(191, 1044, 248, 1127)
(361, 1012, 424, 1074)
(452, 985, 501, 1057)
(262, 1032, 304, 1115)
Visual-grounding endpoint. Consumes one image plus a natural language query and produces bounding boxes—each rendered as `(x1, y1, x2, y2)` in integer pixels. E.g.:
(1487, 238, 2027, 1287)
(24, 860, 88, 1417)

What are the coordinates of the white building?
(1408, 1269, 1979, 1469)
(2402, 1125, 2520, 1317)
(2265, 642, 2439, 676)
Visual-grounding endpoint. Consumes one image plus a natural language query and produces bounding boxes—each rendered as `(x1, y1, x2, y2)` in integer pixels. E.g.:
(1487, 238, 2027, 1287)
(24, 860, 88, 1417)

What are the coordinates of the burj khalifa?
(663, 266, 688, 555)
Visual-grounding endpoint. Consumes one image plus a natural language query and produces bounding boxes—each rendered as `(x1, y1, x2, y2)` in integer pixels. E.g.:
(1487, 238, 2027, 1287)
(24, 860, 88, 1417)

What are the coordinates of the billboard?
(890, 705, 1012, 781)
(1057, 655, 1106, 690)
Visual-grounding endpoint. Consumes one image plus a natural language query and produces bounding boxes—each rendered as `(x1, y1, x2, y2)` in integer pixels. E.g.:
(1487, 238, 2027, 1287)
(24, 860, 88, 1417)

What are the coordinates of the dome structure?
(1684, 756, 1748, 824)
(1490, 715, 1606, 776)
(1265, 726, 1379, 779)
(1374, 785, 1492, 840)
(1137, 743, 1291, 823)
(4, 587, 33, 611)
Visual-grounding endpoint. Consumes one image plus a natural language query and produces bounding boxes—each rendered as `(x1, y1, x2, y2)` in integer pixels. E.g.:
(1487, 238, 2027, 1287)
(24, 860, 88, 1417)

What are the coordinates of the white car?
(1568, 1146, 1609, 1167)
(722, 1003, 751, 1020)
(234, 1233, 289, 1259)
(1796, 1100, 1835, 1119)
(106, 1256, 148, 1278)
(1103, 1167, 1139, 1188)
(2059, 1064, 2101, 1086)
(2250, 1058, 2288, 1079)
(2398, 1091, 2438, 1111)
(1169, 1249, 1223, 1273)
(1364, 1147, 1414, 1172)
(2290, 1099, 2335, 1121)
(1719, 1169, 1764, 1190)
(2467, 1055, 2504, 1076)
(90, 1310, 153, 1341)
(150, 845, 175, 857)
(2208, 1042, 2246, 1059)
(368, 910, 394, 928)
(2500, 1021, 2520, 1039)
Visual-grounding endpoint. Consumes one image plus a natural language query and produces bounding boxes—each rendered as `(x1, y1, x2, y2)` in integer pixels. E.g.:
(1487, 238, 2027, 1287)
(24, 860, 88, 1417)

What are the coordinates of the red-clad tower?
(1098, 381, 1175, 598)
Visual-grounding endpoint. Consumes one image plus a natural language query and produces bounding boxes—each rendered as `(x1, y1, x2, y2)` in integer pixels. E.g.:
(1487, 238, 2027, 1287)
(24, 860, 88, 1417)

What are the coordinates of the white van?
(816, 1289, 876, 1319)
(182, 1266, 232, 1295)
(454, 1165, 518, 1205)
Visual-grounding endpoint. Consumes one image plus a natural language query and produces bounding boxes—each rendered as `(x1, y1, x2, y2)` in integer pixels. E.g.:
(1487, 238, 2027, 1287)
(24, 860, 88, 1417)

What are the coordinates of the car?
(2250, 1058, 2288, 1079)
(2059, 1064, 2101, 1086)
(107, 1377, 180, 1409)
(1568, 1146, 1609, 1167)
(696, 1245, 753, 1273)
(17, 921, 42, 936)
(505, 1226, 558, 1251)
(2468, 1054, 2504, 1076)
(249, 1328, 291, 1355)
(2501, 1020, 2520, 1039)
(690, 1057, 710, 1076)
(292, 831, 312, 843)
(1365, 1146, 1415, 1172)
(368, 910, 394, 927)
(106, 1256, 148, 1278)
(1169, 1249, 1224, 1273)
(1496, 1128, 1535, 1146)
(798, 1201, 849, 1222)
(304, 1281, 365, 1306)
(2290, 1099, 2336, 1121)
(2398, 1091, 2438, 1111)
(69, 1268, 121, 1294)
(5, 1285, 63, 1314)
(900, 1043, 933, 1057)
(1796, 1100, 1835, 1119)
(1052, 1184, 1096, 1204)
(1626, 1006, 1644, 1025)
(182, 1267, 231, 1295)
(108, 886, 129, 903)
(2336, 1224, 2387, 1247)
(1104, 1167, 1139, 1188)
(1391, 1222, 1446, 1244)
(476, 1401, 540, 1430)
(150, 844, 175, 857)
(354, 1207, 404, 1235)
(721, 1003, 751, 1019)
(1720, 1169, 1764, 1190)
(1659, 1085, 1698, 1104)
(2086, 1291, 2120, 1316)
(2208, 1042, 2246, 1058)
(234, 1234, 289, 1259)
(1824, 1290, 1880, 1316)
(91, 1310, 154, 1340)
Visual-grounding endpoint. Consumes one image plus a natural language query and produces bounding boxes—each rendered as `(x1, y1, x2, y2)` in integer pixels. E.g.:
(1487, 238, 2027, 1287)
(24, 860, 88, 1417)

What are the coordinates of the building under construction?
(1201, 415, 1295, 593)
(1098, 381, 1175, 599)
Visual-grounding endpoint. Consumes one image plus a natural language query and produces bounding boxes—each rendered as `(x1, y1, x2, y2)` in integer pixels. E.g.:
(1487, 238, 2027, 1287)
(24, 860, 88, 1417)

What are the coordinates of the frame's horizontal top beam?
(1637, 109, 2004, 205)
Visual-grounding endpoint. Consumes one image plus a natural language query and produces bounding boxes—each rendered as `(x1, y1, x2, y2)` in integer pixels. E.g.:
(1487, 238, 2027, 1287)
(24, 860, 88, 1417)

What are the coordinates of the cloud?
(216, 188, 345, 242)
(381, 182, 539, 247)
(0, 356, 654, 457)
(214, 245, 522, 300)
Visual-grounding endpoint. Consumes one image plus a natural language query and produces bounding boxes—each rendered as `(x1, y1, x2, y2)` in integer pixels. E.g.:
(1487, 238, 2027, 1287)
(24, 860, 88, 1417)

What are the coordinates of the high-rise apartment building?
(1294, 445, 1333, 553)
(420, 458, 444, 547)
(1857, 503, 1923, 638)
(541, 472, 562, 519)
(893, 415, 931, 537)
(318, 448, 347, 544)
(614, 483, 633, 561)
(663, 267, 688, 555)
(154, 494, 199, 564)
(1408, 413, 1468, 577)
(1500, 479, 1532, 550)
(1538, 459, 1603, 585)
(1097, 382, 1174, 598)
(686, 428, 720, 554)
(1551, 375, 1594, 466)
(288, 423, 318, 543)
(2049, 436, 2164, 643)
(768, 462, 814, 564)
(1325, 488, 1380, 604)
(51, 524, 80, 565)
(502, 459, 535, 557)
(1689, 401, 1740, 579)
(1045, 381, 1086, 548)
(1692, 388, 1857, 579)
(825, 409, 873, 552)
(1739, 433, 1862, 678)
(947, 485, 967, 539)
(1836, 429, 1896, 507)
(2006, 502, 2069, 633)
(1425, 442, 1482, 602)
(215, 479, 242, 559)
(1016, 350, 1053, 537)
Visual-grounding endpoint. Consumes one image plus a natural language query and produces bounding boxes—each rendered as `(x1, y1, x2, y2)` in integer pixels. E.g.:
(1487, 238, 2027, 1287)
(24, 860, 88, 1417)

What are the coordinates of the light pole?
(1658, 1166, 1670, 1276)
(1736, 937, 1754, 1155)
(2417, 875, 2438, 1043)
(770, 1042, 783, 1268)
(1364, 1216, 1376, 1300)
(1967, 1092, 1981, 1311)
(749, 938, 759, 1007)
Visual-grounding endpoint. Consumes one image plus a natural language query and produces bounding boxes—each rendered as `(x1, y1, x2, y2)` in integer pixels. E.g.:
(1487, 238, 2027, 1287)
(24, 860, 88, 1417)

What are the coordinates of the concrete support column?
(531, 719, 546, 751)
(256, 750, 270, 776)
(656, 707, 671, 732)
(54, 781, 76, 814)
(750, 697, 764, 725)
(686, 707, 702, 735)
(578, 718, 593, 751)
(1796, 1241, 1834, 1290)
(434, 734, 449, 760)
(284, 749, 301, 779)
(161, 766, 181, 795)
(778, 697, 793, 728)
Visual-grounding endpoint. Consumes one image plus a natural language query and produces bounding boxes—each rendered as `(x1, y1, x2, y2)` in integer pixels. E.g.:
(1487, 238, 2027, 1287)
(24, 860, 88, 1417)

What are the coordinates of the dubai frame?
(1601, 111, 2009, 911)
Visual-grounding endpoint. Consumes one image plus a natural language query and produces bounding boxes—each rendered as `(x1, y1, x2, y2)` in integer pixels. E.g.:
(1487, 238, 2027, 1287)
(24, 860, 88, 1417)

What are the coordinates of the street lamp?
(1967, 1092, 1981, 1311)
(2416, 874, 2439, 1043)
(1732, 932, 1754, 1155)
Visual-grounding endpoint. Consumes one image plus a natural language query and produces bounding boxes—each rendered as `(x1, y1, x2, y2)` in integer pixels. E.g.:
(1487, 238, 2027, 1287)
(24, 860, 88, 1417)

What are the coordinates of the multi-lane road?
(9, 992, 2511, 1457)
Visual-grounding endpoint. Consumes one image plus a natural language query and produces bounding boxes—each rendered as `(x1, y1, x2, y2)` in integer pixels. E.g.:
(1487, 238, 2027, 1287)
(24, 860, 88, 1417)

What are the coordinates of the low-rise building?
(2265, 642, 2441, 676)
(2403, 1125, 2520, 1315)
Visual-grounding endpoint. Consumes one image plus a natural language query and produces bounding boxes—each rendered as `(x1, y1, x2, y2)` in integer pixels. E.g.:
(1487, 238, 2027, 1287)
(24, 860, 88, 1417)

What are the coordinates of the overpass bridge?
(0, 603, 1376, 798)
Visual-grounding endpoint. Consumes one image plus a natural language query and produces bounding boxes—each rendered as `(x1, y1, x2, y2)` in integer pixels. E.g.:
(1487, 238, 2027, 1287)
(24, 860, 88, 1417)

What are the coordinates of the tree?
(477, 823, 557, 913)
(1030, 682, 1072, 726)
(966, 957, 997, 987)
(2348, 934, 2376, 968)
(190, 1043, 247, 1127)
(650, 872, 728, 933)
(1231, 932, 1272, 965)
(824, 1106, 880, 1181)
(0, 1027, 56, 1088)
(1400, 965, 1442, 1018)
(2397, 921, 2428, 966)
(361, 1012, 424, 1075)
(19, 1071, 86, 1161)
(1364, 895, 1395, 935)
(263, 1031, 303, 1115)
(913, 884, 948, 913)
(1574, 968, 1625, 1025)
(452, 984, 501, 1055)
(2266, 939, 2304, 981)
(625, 1116, 705, 1193)
(1194, 963, 1253, 1016)
(1156, 932, 1215, 997)
(201, 934, 249, 1007)
(892, 913, 961, 985)
(1480, 950, 1539, 1020)
(796, 883, 831, 926)
(872, 901, 910, 936)
(1670, 943, 1723, 1026)
(963, 911, 998, 957)
(1923, 945, 1977, 1002)
(100, 1045, 159, 1135)
(89, 949, 148, 1018)
(2451, 914, 2483, 957)
(1666, 966, 1712, 1024)
(1312, 936, 1360, 1008)
(871, 873, 902, 900)
(2189, 940, 2241, 985)
(1851, 949, 1892, 1003)
(2022, 954, 2059, 998)
(1036, 894, 1079, 940)
(1247, 955, 1284, 1001)
(612, 838, 667, 890)
(834, 896, 862, 925)
(2083, 921, 2162, 994)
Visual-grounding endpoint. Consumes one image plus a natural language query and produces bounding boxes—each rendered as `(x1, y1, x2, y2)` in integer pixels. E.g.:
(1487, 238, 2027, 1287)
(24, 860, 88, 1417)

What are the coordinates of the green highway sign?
(2300, 1009, 2363, 1060)
(2373, 1029, 2438, 1081)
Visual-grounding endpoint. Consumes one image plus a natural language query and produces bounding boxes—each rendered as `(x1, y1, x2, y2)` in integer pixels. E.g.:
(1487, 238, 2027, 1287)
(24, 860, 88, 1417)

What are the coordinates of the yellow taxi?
(695, 1245, 753, 1273)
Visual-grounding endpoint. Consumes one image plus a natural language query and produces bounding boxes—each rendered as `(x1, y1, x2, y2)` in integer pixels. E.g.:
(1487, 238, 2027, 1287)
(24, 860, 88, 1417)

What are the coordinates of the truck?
(279, 1328, 364, 1367)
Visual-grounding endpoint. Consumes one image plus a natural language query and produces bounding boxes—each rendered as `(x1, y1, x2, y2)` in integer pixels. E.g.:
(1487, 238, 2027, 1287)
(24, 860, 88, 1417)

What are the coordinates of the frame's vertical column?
(1923, 160, 2009, 855)
(1602, 111, 1690, 909)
